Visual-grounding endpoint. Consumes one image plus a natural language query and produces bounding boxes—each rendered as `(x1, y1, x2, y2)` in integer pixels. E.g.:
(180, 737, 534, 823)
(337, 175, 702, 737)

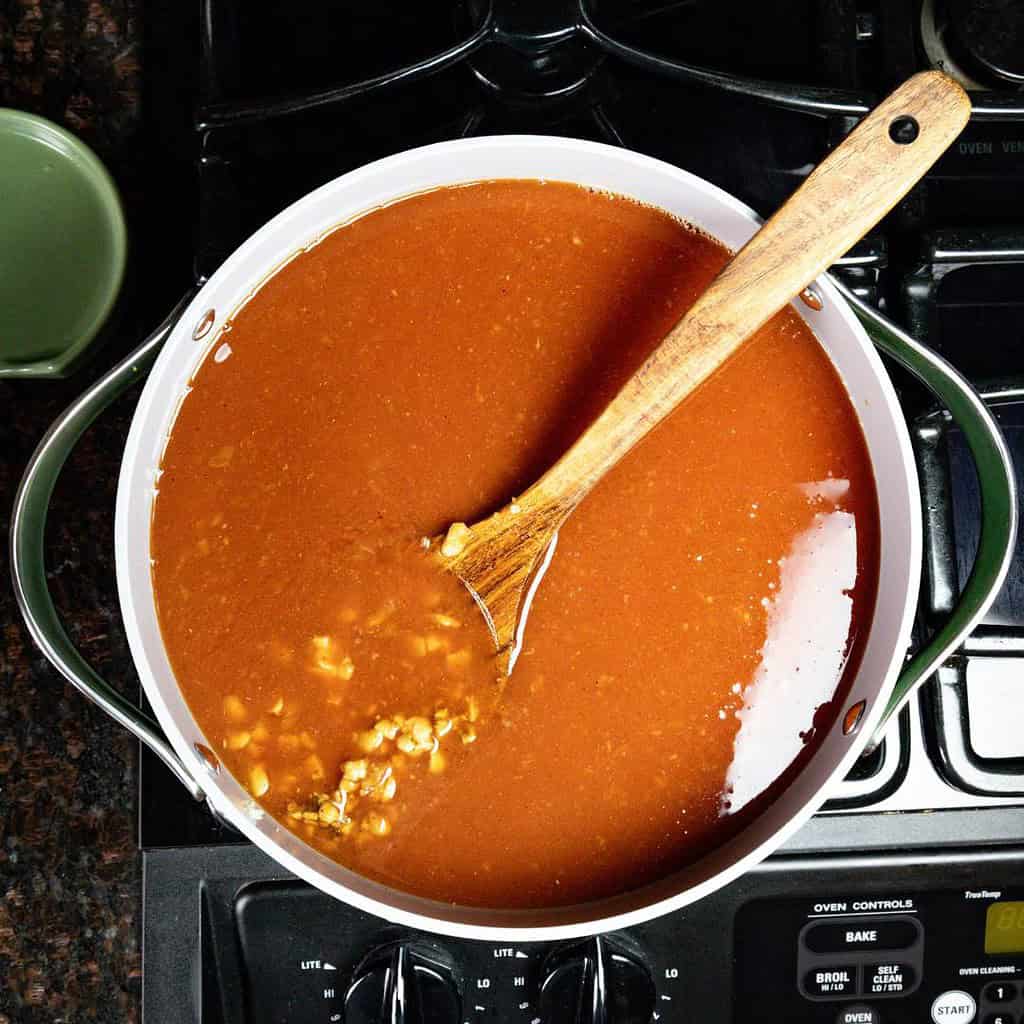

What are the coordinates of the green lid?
(0, 109, 127, 378)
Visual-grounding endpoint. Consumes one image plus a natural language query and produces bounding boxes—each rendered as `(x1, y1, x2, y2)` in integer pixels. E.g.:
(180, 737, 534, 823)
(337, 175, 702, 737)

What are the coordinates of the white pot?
(112, 136, 922, 940)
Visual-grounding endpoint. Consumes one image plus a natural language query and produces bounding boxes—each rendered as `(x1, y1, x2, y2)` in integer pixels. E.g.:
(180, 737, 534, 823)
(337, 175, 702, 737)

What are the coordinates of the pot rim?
(114, 135, 922, 941)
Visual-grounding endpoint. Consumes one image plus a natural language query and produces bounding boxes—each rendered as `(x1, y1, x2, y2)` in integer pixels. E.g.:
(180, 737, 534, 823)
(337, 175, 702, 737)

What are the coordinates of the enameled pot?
(11, 137, 1017, 941)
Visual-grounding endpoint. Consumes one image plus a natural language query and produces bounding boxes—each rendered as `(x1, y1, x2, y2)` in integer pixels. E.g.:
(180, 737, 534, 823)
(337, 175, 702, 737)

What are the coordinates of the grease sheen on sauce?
(152, 180, 879, 908)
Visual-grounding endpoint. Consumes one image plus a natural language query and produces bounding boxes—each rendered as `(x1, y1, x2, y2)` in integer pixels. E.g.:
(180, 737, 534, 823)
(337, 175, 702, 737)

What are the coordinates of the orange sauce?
(151, 180, 878, 908)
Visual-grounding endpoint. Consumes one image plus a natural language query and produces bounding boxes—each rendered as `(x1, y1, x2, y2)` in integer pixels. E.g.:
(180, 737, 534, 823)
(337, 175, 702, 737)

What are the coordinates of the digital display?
(985, 901, 1024, 954)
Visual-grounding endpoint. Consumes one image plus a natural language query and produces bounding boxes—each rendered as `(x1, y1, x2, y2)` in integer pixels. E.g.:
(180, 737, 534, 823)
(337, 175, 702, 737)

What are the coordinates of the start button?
(931, 990, 977, 1023)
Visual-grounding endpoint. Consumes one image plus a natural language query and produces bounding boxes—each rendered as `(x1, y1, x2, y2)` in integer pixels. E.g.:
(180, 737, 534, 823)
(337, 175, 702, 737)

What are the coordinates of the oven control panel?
(211, 854, 1024, 1024)
(735, 887, 1024, 1023)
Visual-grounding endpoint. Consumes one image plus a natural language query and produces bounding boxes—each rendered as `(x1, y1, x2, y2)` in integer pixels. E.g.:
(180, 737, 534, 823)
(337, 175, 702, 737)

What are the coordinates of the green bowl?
(0, 109, 127, 378)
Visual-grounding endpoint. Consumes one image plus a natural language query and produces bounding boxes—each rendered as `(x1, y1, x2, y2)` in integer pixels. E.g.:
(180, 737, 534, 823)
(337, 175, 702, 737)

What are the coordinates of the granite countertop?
(1, 385, 142, 1024)
(1, 2, 151, 1020)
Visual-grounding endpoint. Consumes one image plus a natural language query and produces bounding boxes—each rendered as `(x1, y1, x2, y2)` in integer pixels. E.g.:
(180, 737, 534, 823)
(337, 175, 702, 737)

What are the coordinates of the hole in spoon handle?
(889, 115, 920, 144)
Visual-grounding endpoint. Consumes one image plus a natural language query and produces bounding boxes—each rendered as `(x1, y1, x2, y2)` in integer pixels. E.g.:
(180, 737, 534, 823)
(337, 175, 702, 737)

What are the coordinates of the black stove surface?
(139, 1, 1024, 1020)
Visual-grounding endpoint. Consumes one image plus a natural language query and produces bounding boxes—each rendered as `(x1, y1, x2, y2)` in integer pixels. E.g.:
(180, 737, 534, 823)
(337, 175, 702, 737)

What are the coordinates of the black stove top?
(138, 2, 1024, 1020)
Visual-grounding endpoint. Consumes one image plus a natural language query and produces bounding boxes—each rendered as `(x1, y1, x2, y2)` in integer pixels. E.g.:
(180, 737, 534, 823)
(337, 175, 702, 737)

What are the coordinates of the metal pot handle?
(9, 283, 1017, 795)
(831, 279, 1018, 750)
(10, 290, 207, 802)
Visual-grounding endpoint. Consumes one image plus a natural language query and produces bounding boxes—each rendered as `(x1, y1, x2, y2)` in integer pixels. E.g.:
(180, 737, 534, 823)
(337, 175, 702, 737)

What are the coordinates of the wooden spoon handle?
(529, 71, 970, 513)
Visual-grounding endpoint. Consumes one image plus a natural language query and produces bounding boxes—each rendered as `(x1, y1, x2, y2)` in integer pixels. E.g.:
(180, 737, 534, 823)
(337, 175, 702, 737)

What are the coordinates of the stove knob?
(947, 0, 1024, 87)
(538, 936, 656, 1024)
(344, 944, 460, 1024)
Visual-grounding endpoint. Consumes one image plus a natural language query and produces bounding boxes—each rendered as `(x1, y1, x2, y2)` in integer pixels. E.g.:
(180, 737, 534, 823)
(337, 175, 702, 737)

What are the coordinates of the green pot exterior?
(842, 286, 1018, 742)
(0, 109, 127, 378)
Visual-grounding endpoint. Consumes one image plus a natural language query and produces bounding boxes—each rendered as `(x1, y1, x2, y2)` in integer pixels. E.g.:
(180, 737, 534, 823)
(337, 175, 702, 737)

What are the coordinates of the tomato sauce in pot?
(151, 180, 879, 908)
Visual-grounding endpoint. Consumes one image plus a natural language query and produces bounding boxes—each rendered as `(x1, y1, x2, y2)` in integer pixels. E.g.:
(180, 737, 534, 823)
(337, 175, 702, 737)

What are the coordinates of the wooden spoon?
(438, 71, 970, 671)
